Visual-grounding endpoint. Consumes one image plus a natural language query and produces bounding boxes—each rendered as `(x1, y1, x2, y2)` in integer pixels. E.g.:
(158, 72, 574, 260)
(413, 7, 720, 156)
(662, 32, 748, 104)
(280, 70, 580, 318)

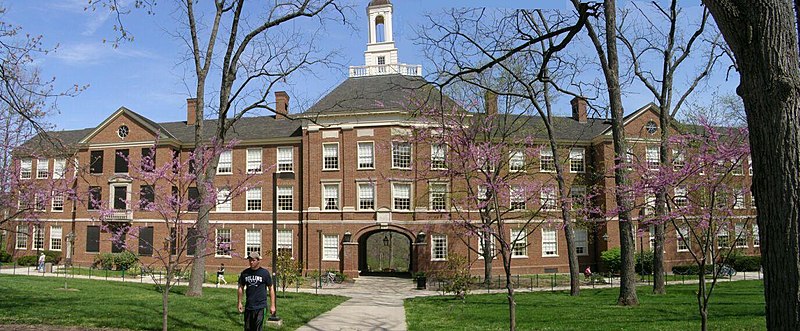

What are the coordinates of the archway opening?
(375, 16, 386, 43)
(358, 229, 411, 277)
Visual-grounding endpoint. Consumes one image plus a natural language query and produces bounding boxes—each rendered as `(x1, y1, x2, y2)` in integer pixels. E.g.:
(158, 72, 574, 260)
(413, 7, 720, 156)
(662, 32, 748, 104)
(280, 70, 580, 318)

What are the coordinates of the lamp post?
(270, 171, 293, 323)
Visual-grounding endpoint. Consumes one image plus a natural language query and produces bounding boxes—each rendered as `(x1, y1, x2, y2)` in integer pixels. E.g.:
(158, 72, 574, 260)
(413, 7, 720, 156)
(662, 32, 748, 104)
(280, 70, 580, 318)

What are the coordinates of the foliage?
(601, 248, 622, 274)
(14, 255, 37, 266)
(92, 253, 115, 270)
(14, 251, 60, 266)
(276, 250, 303, 292)
(727, 255, 761, 272)
(0, 274, 348, 330)
(0, 250, 11, 263)
(92, 252, 139, 271)
(433, 254, 472, 300)
(42, 250, 62, 264)
(635, 250, 654, 275)
(671, 265, 711, 275)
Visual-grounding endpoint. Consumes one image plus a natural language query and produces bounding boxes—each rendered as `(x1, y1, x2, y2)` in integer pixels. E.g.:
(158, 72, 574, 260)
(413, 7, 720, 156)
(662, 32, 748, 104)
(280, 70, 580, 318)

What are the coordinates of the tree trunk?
(483, 229, 492, 287)
(504, 261, 516, 331)
(702, 1, 800, 328)
(162, 284, 170, 331)
(697, 263, 708, 331)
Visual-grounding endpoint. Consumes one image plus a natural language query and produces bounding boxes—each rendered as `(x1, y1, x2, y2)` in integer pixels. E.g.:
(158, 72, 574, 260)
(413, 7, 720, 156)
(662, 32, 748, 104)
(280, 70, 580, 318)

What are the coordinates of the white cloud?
(51, 42, 158, 65)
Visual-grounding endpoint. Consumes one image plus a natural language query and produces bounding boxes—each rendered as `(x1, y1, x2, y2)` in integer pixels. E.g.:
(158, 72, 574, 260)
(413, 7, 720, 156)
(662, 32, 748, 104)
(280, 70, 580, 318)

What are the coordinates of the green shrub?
(727, 255, 761, 271)
(672, 264, 713, 275)
(114, 251, 139, 271)
(15, 255, 37, 266)
(42, 250, 62, 264)
(93, 253, 115, 270)
(433, 254, 471, 300)
(0, 250, 11, 263)
(635, 250, 654, 275)
(276, 250, 303, 292)
(601, 248, 622, 274)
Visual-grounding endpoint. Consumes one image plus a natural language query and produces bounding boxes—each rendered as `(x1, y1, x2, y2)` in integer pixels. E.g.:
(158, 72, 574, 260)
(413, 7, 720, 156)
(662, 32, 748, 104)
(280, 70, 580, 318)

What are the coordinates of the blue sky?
(5, 0, 735, 131)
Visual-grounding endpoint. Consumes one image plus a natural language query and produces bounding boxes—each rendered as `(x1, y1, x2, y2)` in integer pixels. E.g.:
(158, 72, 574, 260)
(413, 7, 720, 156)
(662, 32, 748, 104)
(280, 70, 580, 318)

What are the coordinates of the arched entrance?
(358, 229, 412, 277)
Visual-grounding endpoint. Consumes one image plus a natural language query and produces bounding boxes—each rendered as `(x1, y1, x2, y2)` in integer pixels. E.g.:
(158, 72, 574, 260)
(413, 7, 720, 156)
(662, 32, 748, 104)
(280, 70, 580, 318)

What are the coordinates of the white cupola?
(349, 0, 421, 77)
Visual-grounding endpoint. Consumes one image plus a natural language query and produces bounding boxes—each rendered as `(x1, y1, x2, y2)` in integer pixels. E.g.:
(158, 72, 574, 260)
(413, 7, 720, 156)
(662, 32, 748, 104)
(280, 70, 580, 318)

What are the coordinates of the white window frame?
(32, 226, 44, 250)
(570, 185, 586, 210)
(357, 142, 375, 169)
(431, 234, 448, 261)
(542, 228, 558, 257)
(277, 229, 293, 257)
(357, 182, 375, 211)
(477, 232, 496, 259)
(540, 186, 558, 211)
(215, 228, 232, 257)
(644, 194, 656, 215)
(748, 156, 753, 176)
(53, 158, 67, 179)
(246, 187, 262, 212)
(36, 158, 49, 179)
(646, 146, 660, 171)
(391, 141, 412, 169)
(216, 188, 232, 212)
(217, 150, 232, 174)
(49, 225, 62, 251)
(20, 158, 32, 179)
(677, 227, 690, 252)
(277, 147, 294, 172)
(246, 148, 262, 174)
(245, 229, 262, 256)
(509, 150, 525, 172)
(753, 225, 760, 247)
(322, 143, 339, 170)
(510, 186, 526, 210)
(322, 183, 340, 211)
(539, 148, 555, 172)
(674, 187, 688, 208)
(277, 186, 293, 211)
(717, 226, 730, 249)
(431, 144, 447, 170)
(51, 191, 64, 212)
(511, 229, 528, 257)
(574, 228, 588, 256)
(734, 192, 745, 209)
(428, 182, 448, 211)
(734, 224, 748, 248)
(672, 150, 685, 171)
(392, 182, 412, 211)
(16, 225, 28, 249)
(732, 157, 744, 176)
(322, 234, 339, 261)
(569, 148, 585, 173)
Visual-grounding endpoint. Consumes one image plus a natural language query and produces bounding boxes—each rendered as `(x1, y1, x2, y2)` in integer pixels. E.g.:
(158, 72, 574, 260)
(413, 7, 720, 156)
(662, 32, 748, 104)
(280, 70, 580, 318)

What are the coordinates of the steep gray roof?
(302, 74, 456, 116)
(369, 0, 391, 6)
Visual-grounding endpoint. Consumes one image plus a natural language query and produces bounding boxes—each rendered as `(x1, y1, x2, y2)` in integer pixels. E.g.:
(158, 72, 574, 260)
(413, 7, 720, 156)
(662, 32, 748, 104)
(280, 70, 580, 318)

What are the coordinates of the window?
(138, 226, 153, 256)
(20, 158, 32, 179)
(748, 156, 753, 176)
(511, 229, 527, 257)
(644, 194, 656, 215)
(53, 158, 66, 179)
(734, 224, 747, 248)
(217, 150, 232, 174)
(357, 142, 374, 169)
(186, 228, 199, 256)
(753, 225, 760, 247)
(431, 234, 448, 261)
(624, 146, 634, 170)
(246, 148, 262, 173)
(34, 193, 45, 211)
(358, 183, 375, 210)
(36, 158, 49, 178)
(377, 56, 385, 65)
(49, 226, 62, 251)
(15, 225, 28, 249)
(187, 187, 200, 212)
(86, 226, 100, 253)
(322, 143, 339, 170)
(677, 227, 690, 252)
(429, 183, 447, 210)
(245, 229, 261, 257)
(141, 148, 155, 171)
(646, 146, 660, 170)
(216, 229, 232, 256)
(570, 185, 586, 210)
(478, 232, 496, 259)
(323, 234, 339, 260)
(648, 225, 655, 250)
(246, 187, 262, 211)
(510, 186, 526, 210)
(114, 149, 129, 173)
(541, 186, 557, 211)
(477, 185, 489, 201)
(751, 192, 756, 209)
(542, 229, 558, 256)
(540, 149, 555, 172)
(570, 148, 585, 173)
(323, 184, 340, 210)
(277, 147, 293, 172)
(717, 226, 730, 248)
(51, 191, 64, 212)
(574, 228, 588, 256)
(392, 183, 411, 211)
(110, 224, 126, 253)
(90, 151, 104, 174)
(277, 186, 293, 211)
(672, 150, 685, 171)
(216, 188, 231, 212)
(734, 192, 745, 209)
(392, 142, 412, 169)
(732, 158, 743, 176)
(674, 187, 688, 208)
(88, 186, 102, 210)
(139, 185, 155, 210)
(277, 229, 293, 256)
(112, 186, 128, 210)
(431, 144, 446, 170)
(509, 150, 524, 172)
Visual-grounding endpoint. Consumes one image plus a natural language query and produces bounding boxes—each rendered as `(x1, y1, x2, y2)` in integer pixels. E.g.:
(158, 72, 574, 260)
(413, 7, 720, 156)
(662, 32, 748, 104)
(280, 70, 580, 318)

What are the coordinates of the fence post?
(530, 277, 533, 291)
(12, 262, 15, 275)
(551, 274, 555, 291)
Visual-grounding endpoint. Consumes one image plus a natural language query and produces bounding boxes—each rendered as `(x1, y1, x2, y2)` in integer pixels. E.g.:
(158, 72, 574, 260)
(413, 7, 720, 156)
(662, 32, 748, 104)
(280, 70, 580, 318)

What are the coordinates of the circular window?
(118, 125, 130, 139)
(645, 121, 658, 134)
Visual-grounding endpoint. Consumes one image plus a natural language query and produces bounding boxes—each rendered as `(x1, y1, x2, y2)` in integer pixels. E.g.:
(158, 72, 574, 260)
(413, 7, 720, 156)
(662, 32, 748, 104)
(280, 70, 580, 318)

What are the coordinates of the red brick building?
(3, 0, 758, 278)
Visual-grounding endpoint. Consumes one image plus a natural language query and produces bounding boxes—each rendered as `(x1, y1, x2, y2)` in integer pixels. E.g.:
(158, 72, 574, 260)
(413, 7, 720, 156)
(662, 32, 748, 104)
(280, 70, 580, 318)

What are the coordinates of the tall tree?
(617, 0, 721, 294)
(700, 0, 800, 328)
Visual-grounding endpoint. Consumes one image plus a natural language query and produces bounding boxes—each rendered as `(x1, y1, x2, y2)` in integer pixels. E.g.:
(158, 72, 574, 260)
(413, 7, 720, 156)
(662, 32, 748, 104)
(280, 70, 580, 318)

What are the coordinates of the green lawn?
(406, 280, 766, 331)
(0, 274, 347, 330)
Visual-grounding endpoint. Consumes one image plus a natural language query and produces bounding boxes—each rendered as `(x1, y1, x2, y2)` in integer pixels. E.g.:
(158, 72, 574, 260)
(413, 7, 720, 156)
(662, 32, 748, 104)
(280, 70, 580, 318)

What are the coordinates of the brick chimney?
(571, 96, 587, 123)
(275, 91, 289, 120)
(484, 90, 497, 116)
(186, 98, 197, 126)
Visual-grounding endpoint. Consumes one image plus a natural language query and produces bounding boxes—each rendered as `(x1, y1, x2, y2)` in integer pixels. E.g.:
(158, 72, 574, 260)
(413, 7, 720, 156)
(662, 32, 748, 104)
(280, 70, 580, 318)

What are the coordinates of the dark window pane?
(187, 228, 199, 256)
(188, 187, 200, 212)
(90, 151, 104, 174)
(88, 186, 102, 210)
(110, 223, 127, 253)
(114, 186, 127, 210)
(115, 149, 129, 173)
(170, 228, 177, 255)
(139, 185, 154, 209)
(138, 226, 153, 256)
(141, 148, 155, 171)
(86, 226, 100, 253)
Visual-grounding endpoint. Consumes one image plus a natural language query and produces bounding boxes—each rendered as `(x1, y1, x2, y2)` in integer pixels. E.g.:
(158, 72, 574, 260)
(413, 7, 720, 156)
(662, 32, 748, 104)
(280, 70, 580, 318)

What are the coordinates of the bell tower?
(349, 0, 421, 77)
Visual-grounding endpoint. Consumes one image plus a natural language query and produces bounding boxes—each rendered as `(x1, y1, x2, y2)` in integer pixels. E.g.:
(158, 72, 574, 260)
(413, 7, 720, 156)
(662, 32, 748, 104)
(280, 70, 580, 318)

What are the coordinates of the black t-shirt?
(238, 267, 272, 310)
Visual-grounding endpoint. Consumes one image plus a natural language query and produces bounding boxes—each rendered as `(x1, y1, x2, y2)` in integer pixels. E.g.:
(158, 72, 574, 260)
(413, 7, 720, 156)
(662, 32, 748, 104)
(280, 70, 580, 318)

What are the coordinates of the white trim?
(322, 142, 340, 171)
(430, 234, 448, 261)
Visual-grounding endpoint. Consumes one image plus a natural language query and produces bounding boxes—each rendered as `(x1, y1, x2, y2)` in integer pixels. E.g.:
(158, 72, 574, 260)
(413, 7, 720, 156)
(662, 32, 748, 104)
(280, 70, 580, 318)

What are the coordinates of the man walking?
(237, 252, 276, 331)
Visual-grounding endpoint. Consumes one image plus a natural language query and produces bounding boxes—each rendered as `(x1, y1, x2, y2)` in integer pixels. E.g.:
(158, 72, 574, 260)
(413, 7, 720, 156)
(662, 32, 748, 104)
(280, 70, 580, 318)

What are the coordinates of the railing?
(108, 210, 132, 221)
(349, 63, 423, 77)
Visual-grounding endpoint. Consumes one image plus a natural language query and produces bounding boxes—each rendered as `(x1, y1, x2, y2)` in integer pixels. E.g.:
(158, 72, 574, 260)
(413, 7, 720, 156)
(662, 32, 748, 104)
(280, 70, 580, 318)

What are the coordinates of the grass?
(0, 274, 347, 330)
(406, 280, 766, 331)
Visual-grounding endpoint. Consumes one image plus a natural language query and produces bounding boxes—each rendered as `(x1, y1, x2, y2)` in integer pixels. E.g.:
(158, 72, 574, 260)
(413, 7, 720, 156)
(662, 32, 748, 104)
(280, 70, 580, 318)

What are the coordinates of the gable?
(78, 107, 173, 145)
